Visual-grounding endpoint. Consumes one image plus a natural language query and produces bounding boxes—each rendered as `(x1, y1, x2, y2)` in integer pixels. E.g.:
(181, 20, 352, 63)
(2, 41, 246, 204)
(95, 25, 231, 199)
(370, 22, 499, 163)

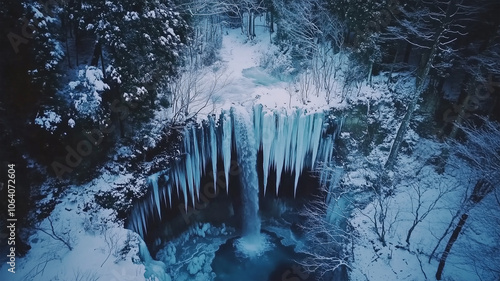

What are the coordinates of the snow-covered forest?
(0, 0, 499, 280)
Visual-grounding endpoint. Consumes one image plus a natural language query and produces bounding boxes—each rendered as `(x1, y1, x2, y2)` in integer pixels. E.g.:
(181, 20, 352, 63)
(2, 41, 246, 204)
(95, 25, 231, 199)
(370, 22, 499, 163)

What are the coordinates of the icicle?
(221, 112, 232, 190)
(148, 173, 161, 219)
(172, 163, 180, 200)
(140, 203, 147, 238)
(283, 113, 294, 172)
(326, 136, 334, 163)
(293, 112, 307, 196)
(134, 215, 143, 239)
(178, 164, 188, 211)
(325, 167, 343, 204)
(161, 182, 167, 207)
(288, 111, 298, 174)
(261, 112, 274, 194)
(167, 185, 172, 207)
(200, 125, 206, 174)
(310, 114, 323, 169)
(274, 114, 285, 195)
(192, 126, 201, 201)
(163, 175, 171, 207)
(209, 116, 218, 192)
(253, 104, 263, 150)
(185, 156, 195, 207)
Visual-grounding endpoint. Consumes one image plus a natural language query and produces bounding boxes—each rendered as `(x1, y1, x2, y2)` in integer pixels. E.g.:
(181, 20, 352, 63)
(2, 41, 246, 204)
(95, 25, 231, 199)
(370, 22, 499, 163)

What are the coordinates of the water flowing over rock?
(128, 105, 342, 239)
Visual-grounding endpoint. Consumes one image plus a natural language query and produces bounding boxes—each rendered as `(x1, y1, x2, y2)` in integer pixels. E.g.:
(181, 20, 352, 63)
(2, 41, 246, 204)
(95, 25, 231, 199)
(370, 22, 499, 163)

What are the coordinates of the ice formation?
(138, 238, 171, 281)
(232, 107, 261, 239)
(128, 105, 342, 239)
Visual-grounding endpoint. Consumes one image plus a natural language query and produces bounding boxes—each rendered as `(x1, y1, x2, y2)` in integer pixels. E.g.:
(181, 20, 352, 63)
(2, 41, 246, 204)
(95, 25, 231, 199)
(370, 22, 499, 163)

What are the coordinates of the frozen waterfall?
(128, 105, 342, 239)
(232, 107, 261, 238)
(232, 107, 269, 257)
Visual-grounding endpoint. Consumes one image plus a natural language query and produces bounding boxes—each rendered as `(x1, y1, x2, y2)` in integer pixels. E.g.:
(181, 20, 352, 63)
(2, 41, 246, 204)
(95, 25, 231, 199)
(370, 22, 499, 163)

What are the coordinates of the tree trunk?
(385, 92, 420, 168)
(435, 179, 492, 279)
(62, 10, 71, 68)
(252, 12, 256, 38)
(406, 223, 417, 245)
(147, 83, 155, 107)
(387, 46, 399, 84)
(385, 9, 451, 168)
(270, 11, 274, 33)
(403, 42, 412, 63)
(449, 93, 473, 139)
(248, 12, 252, 38)
(65, 36, 72, 68)
(90, 41, 101, 67)
(367, 61, 373, 86)
(100, 44, 106, 77)
(429, 210, 460, 263)
(75, 27, 79, 66)
(435, 213, 468, 280)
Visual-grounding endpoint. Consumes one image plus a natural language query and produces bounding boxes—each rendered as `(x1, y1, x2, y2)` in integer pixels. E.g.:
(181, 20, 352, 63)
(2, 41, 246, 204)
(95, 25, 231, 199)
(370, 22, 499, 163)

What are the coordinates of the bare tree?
(404, 170, 454, 245)
(285, 82, 298, 109)
(341, 59, 365, 102)
(434, 118, 500, 280)
(428, 176, 474, 263)
(22, 252, 60, 281)
(168, 66, 231, 123)
(35, 216, 73, 251)
(298, 186, 351, 280)
(384, 0, 478, 169)
(459, 195, 500, 280)
(356, 167, 400, 247)
(101, 228, 121, 267)
(297, 68, 313, 104)
(310, 43, 342, 104)
(272, 0, 322, 55)
(73, 269, 100, 281)
(174, 0, 242, 17)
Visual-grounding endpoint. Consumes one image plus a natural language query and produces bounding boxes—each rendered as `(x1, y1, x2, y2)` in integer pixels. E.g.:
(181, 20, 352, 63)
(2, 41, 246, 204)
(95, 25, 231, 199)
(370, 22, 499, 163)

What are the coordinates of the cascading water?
(126, 104, 345, 281)
(127, 105, 342, 243)
(231, 107, 270, 257)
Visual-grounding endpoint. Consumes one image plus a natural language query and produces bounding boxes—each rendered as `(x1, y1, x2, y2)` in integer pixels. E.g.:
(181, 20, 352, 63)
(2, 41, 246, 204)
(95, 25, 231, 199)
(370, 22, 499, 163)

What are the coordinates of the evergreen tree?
(79, 0, 189, 107)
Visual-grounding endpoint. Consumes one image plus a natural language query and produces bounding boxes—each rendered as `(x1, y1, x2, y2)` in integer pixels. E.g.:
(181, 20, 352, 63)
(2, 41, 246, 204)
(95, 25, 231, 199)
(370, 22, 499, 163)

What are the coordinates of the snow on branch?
(297, 185, 351, 279)
(448, 117, 500, 186)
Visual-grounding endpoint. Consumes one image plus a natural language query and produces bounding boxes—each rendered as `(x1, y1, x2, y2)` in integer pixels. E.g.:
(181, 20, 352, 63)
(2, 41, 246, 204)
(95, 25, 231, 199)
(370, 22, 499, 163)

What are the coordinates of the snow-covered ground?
(346, 138, 499, 281)
(0, 172, 148, 281)
(160, 16, 388, 121)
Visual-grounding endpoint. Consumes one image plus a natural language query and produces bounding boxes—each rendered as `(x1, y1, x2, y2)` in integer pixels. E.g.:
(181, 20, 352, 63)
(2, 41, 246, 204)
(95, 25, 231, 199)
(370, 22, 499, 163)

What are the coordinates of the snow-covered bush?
(69, 66, 110, 122)
(187, 254, 206, 275)
(156, 243, 177, 265)
(34, 109, 62, 133)
(260, 46, 296, 80)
